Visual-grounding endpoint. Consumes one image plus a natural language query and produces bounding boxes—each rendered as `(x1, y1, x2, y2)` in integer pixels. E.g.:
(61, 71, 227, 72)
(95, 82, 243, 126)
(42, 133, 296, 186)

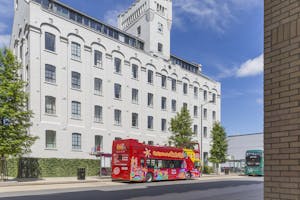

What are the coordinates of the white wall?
(10, 0, 221, 160)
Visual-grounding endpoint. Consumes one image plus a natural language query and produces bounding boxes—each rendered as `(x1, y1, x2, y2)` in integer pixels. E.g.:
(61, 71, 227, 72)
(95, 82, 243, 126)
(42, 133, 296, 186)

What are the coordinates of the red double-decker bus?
(111, 139, 201, 182)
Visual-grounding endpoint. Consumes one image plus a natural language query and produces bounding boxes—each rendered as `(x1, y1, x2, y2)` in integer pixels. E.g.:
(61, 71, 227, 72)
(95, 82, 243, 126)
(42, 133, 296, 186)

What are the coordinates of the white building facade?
(10, 0, 221, 161)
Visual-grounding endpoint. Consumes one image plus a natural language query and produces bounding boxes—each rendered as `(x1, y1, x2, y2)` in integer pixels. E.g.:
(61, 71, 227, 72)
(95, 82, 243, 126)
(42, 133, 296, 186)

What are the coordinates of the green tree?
(169, 106, 196, 148)
(0, 49, 37, 180)
(209, 122, 228, 174)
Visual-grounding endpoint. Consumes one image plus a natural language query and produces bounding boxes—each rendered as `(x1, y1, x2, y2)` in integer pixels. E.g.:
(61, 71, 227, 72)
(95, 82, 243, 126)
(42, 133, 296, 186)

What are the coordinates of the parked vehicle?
(111, 139, 201, 182)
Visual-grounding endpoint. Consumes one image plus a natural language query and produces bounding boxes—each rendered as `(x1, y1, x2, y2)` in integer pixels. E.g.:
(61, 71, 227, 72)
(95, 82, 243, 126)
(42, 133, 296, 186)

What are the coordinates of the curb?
(0, 178, 112, 187)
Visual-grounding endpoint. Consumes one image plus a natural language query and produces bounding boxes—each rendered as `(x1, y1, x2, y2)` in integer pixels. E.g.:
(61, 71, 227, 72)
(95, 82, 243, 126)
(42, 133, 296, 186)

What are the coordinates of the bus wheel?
(186, 172, 192, 180)
(145, 173, 153, 183)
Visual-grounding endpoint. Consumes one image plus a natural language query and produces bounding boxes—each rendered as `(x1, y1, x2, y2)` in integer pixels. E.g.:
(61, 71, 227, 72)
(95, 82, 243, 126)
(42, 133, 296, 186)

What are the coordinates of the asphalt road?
(0, 177, 263, 200)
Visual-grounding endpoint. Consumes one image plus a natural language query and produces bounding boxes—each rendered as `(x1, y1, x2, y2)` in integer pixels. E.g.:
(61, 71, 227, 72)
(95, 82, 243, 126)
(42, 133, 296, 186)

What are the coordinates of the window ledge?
(132, 102, 139, 105)
(114, 123, 122, 127)
(45, 113, 57, 117)
(71, 87, 82, 92)
(72, 149, 82, 152)
(114, 72, 122, 75)
(94, 65, 103, 69)
(131, 78, 139, 81)
(71, 117, 82, 121)
(94, 121, 103, 124)
(147, 82, 154, 86)
(45, 148, 57, 151)
(71, 58, 82, 63)
(148, 105, 154, 108)
(114, 98, 122, 101)
(161, 108, 167, 111)
(147, 128, 154, 131)
(44, 49, 57, 55)
(94, 93, 103, 97)
(131, 126, 139, 129)
(44, 81, 57, 86)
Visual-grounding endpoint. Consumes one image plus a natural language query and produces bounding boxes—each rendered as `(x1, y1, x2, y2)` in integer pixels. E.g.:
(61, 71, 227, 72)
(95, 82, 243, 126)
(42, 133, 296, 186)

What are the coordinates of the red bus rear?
(111, 139, 200, 182)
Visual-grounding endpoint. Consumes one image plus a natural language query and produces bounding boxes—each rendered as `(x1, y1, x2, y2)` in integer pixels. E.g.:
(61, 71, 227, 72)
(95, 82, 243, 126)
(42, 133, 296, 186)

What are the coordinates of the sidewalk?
(0, 176, 111, 187)
(0, 174, 243, 188)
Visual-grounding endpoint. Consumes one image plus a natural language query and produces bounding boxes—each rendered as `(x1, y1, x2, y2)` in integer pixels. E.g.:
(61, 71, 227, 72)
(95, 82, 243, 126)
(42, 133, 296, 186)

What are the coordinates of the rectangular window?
(132, 64, 138, 79)
(158, 22, 163, 33)
(212, 93, 216, 103)
(148, 141, 154, 145)
(114, 109, 122, 125)
(45, 96, 56, 114)
(45, 32, 55, 52)
(194, 106, 198, 117)
(147, 70, 153, 84)
(161, 118, 166, 132)
(183, 83, 188, 94)
(137, 26, 141, 35)
(114, 58, 121, 73)
(71, 42, 81, 60)
(114, 83, 122, 99)
(183, 103, 188, 109)
(71, 101, 81, 119)
(212, 111, 216, 121)
(204, 108, 207, 120)
(158, 43, 163, 52)
(132, 113, 138, 128)
(204, 90, 207, 101)
(203, 127, 208, 138)
(45, 64, 56, 83)
(148, 116, 153, 130)
(72, 133, 81, 150)
(94, 105, 103, 123)
(132, 88, 139, 104)
(45, 130, 56, 149)
(194, 125, 198, 135)
(148, 93, 153, 107)
(171, 99, 176, 112)
(161, 97, 167, 110)
(171, 78, 176, 91)
(95, 135, 103, 148)
(194, 87, 198, 98)
(71, 71, 81, 89)
(94, 78, 102, 95)
(94, 50, 102, 67)
(161, 75, 167, 88)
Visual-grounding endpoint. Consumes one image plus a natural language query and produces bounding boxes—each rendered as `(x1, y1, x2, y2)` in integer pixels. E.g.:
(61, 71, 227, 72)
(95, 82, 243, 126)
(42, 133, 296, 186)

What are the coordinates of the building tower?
(118, 0, 172, 59)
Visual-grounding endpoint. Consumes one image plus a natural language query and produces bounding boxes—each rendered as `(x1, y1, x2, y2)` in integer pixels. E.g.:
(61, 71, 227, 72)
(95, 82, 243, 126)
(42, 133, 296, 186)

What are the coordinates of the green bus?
(245, 150, 264, 176)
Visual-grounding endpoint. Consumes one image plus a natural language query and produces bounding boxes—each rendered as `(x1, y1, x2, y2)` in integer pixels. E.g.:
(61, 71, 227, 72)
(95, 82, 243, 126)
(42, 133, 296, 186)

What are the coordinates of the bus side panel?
(129, 156, 147, 182)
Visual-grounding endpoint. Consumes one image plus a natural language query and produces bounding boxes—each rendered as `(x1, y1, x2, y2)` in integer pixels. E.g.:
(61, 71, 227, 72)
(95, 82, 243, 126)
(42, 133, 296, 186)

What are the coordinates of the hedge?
(7, 157, 100, 178)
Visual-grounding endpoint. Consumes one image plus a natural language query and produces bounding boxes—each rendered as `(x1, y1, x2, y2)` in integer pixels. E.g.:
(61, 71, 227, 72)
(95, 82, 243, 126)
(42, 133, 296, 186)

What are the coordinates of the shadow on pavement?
(1, 180, 263, 200)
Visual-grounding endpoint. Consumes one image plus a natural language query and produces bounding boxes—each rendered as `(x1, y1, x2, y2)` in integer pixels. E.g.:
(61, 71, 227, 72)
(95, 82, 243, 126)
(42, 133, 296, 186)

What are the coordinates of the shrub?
(203, 165, 214, 174)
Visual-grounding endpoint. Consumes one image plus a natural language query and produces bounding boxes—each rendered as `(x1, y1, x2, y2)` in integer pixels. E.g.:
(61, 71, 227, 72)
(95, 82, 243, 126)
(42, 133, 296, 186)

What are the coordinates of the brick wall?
(264, 0, 300, 199)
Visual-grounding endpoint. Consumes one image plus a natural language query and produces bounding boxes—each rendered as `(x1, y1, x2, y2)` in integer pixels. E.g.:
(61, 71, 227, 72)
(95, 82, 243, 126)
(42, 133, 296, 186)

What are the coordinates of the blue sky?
(0, 0, 263, 136)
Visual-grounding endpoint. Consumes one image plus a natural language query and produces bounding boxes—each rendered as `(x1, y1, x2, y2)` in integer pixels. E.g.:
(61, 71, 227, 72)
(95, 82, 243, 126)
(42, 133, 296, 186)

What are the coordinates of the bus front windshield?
(246, 152, 261, 166)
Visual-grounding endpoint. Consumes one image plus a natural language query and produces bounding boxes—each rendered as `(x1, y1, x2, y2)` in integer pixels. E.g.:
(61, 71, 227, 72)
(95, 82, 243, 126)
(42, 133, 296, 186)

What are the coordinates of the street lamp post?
(200, 100, 214, 173)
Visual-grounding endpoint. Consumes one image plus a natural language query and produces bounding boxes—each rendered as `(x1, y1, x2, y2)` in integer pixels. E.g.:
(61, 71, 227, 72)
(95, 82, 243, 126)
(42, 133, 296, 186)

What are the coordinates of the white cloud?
(0, 34, 10, 48)
(236, 54, 264, 77)
(173, 0, 262, 33)
(103, 4, 130, 27)
(256, 98, 263, 105)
